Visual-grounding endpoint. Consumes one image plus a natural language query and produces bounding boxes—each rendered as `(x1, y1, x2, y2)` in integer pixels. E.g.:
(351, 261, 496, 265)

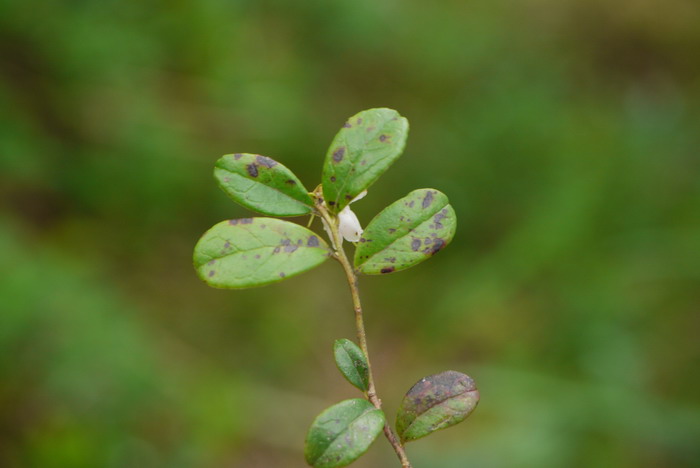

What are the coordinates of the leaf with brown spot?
(396, 370, 479, 443)
(354, 189, 456, 275)
(322, 108, 409, 213)
(214, 153, 314, 216)
(305, 399, 385, 468)
(193, 218, 330, 288)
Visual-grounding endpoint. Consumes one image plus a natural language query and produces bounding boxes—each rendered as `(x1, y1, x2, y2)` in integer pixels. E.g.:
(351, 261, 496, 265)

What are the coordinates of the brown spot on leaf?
(328, 201, 336, 206)
(285, 179, 297, 185)
(224, 241, 231, 249)
(384, 257, 397, 263)
(388, 228, 396, 233)
(256, 155, 277, 168)
(343, 121, 352, 128)
(246, 163, 258, 177)
(241, 218, 253, 224)
(330, 176, 336, 182)
(411, 238, 421, 251)
(433, 210, 447, 229)
(279, 272, 286, 278)
(332, 147, 345, 162)
(255, 254, 260, 259)
(381, 266, 395, 274)
(307, 236, 320, 247)
(379, 134, 388, 142)
(228, 219, 239, 225)
(234, 153, 243, 160)
(208, 270, 215, 277)
(356, 118, 363, 125)
(429, 238, 446, 255)
(273, 246, 281, 254)
(422, 191, 434, 209)
(284, 244, 299, 253)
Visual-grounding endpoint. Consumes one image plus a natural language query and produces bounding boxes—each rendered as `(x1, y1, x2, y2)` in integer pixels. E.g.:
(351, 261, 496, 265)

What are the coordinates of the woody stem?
(315, 198, 412, 468)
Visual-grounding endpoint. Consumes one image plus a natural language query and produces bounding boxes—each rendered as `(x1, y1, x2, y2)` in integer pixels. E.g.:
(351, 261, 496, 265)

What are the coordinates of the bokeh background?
(2, 1, 699, 467)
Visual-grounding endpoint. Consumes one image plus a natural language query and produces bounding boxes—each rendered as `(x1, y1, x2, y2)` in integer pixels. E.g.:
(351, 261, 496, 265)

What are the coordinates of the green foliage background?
(1, 1, 699, 466)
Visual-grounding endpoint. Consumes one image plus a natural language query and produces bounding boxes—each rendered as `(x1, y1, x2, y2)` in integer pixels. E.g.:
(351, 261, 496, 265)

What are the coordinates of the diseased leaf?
(354, 189, 456, 275)
(322, 108, 408, 213)
(305, 399, 385, 468)
(193, 217, 330, 289)
(396, 371, 479, 443)
(215, 153, 314, 216)
(333, 339, 369, 392)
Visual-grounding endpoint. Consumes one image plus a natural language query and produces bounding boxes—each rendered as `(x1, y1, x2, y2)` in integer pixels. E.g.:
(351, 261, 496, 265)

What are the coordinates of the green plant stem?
(315, 198, 413, 468)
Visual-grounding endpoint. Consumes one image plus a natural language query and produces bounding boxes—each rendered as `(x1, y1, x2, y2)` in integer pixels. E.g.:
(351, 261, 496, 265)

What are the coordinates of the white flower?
(338, 190, 367, 242)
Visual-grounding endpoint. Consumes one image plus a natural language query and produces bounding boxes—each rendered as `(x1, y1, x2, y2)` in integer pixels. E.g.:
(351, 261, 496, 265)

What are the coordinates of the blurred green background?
(1, 1, 699, 467)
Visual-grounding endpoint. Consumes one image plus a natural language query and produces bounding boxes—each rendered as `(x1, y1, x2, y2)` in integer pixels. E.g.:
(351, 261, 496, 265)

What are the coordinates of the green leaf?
(354, 189, 456, 275)
(396, 371, 479, 443)
(214, 153, 314, 216)
(305, 399, 385, 468)
(193, 217, 330, 289)
(333, 339, 369, 392)
(322, 108, 409, 213)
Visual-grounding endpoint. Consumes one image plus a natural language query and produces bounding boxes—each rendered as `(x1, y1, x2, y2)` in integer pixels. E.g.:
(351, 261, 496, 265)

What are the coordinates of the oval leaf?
(193, 218, 330, 289)
(215, 153, 314, 216)
(354, 189, 456, 275)
(333, 339, 369, 392)
(322, 108, 409, 213)
(305, 399, 385, 468)
(396, 370, 479, 443)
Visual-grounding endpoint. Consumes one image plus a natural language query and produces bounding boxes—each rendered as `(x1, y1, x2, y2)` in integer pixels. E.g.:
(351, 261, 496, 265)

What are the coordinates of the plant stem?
(315, 198, 413, 468)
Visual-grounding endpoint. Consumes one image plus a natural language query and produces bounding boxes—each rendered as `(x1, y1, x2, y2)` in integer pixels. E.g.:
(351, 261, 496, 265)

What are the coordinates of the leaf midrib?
(338, 346, 363, 389)
(218, 167, 313, 212)
(356, 200, 449, 268)
(313, 406, 379, 465)
(400, 388, 475, 440)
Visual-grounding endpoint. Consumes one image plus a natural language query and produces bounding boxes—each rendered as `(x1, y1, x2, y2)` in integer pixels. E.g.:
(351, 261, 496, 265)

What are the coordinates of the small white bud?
(336, 190, 367, 243)
(338, 205, 363, 242)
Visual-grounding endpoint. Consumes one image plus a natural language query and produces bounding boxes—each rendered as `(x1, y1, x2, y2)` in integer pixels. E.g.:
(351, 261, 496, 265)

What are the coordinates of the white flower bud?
(338, 205, 363, 242)
(337, 190, 367, 243)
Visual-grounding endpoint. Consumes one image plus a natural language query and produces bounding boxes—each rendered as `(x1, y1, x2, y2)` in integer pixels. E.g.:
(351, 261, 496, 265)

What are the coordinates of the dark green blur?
(1, 1, 699, 467)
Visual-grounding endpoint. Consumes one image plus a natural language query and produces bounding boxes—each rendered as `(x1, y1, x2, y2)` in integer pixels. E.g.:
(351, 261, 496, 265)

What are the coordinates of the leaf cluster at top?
(193, 107, 457, 289)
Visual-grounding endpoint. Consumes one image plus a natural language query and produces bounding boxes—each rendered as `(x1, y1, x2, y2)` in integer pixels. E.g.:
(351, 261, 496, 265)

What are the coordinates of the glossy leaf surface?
(215, 153, 314, 216)
(396, 370, 479, 443)
(193, 217, 330, 288)
(354, 189, 456, 274)
(305, 399, 385, 468)
(322, 108, 408, 213)
(333, 339, 369, 392)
